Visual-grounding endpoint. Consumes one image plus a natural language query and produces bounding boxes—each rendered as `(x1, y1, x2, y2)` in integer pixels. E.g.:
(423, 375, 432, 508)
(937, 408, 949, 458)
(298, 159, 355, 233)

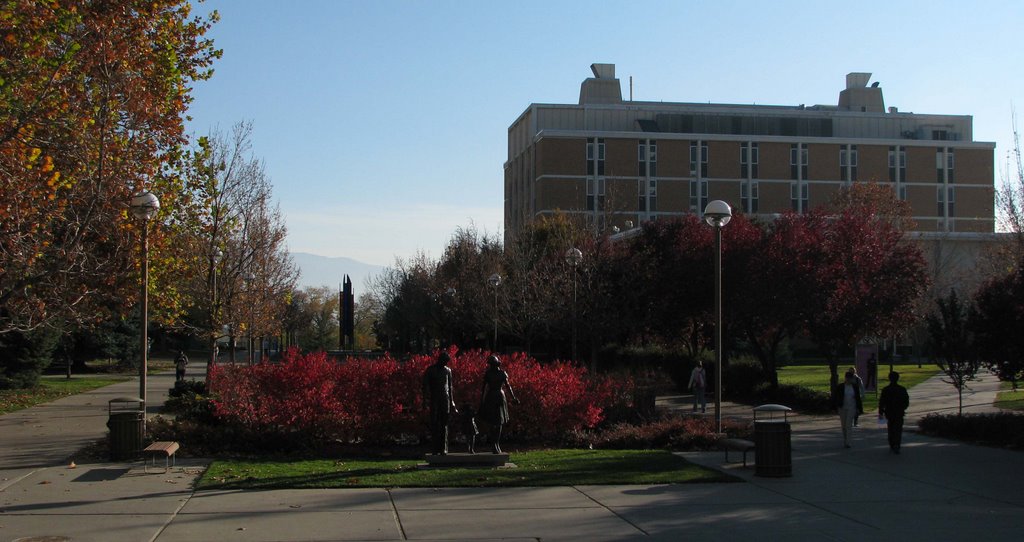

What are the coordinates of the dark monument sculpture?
(422, 352, 457, 455)
(479, 354, 518, 454)
(340, 275, 354, 350)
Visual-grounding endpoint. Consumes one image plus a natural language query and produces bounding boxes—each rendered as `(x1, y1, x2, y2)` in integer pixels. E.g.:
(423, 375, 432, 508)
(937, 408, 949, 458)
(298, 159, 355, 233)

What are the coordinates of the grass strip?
(995, 382, 1024, 411)
(198, 449, 736, 490)
(777, 363, 939, 412)
(0, 376, 127, 415)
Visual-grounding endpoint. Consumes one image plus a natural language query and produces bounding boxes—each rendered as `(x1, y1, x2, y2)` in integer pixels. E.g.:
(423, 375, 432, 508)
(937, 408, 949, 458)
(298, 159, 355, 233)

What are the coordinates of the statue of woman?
(478, 354, 518, 454)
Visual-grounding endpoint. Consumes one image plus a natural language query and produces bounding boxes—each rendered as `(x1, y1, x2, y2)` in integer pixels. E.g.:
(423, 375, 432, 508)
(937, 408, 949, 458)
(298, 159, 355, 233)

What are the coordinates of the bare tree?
(996, 110, 1024, 258)
(926, 289, 983, 414)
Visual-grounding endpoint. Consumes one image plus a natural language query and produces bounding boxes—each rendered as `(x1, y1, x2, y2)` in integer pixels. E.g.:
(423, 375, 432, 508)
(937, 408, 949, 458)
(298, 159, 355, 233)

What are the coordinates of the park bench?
(143, 441, 179, 473)
(720, 438, 755, 467)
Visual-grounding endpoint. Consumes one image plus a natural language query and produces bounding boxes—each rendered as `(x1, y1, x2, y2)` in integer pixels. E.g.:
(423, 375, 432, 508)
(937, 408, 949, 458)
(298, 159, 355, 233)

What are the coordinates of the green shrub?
(753, 382, 832, 414)
(722, 356, 767, 398)
(918, 412, 1024, 449)
(0, 328, 60, 389)
(163, 379, 216, 423)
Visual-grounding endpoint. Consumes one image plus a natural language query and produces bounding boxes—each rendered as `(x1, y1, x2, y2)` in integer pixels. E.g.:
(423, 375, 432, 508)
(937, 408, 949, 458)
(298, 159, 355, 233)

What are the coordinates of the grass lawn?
(777, 364, 939, 412)
(0, 376, 127, 415)
(197, 449, 735, 490)
(995, 382, 1024, 411)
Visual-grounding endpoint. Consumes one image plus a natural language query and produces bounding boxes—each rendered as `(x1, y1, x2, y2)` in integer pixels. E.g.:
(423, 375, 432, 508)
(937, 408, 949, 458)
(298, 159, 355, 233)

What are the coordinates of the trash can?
(107, 397, 145, 461)
(753, 404, 792, 477)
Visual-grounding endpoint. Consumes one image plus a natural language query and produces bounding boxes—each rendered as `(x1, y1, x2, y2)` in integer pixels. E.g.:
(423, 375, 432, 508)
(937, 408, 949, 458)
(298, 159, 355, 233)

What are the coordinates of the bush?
(208, 347, 623, 448)
(0, 327, 60, 389)
(753, 383, 832, 414)
(720, 357, 831, 414)
(918, 412, 1024, 449)
(564, 414, 752, 451)
(722, 356, 766, 399)
(163, 379, 215, 423)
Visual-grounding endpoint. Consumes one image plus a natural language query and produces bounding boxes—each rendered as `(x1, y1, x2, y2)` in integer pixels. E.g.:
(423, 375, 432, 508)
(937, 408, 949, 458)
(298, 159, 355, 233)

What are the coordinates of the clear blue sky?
(187, 0, 1024, 267)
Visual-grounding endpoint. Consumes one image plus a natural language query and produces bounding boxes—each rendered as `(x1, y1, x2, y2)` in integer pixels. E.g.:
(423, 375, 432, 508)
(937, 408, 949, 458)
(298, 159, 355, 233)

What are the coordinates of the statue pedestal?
(421, 453, 512, 468)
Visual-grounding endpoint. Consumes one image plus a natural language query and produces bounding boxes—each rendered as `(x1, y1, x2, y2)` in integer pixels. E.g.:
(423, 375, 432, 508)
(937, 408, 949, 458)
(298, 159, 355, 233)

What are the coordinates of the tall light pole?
(244, 272, 255, 365)
(487, 273, 501, 351)
(130, 190, 160, 411)
(704, 199, 732, 434)
(210, 248, 223, 367)
(564, 247, 582, 362)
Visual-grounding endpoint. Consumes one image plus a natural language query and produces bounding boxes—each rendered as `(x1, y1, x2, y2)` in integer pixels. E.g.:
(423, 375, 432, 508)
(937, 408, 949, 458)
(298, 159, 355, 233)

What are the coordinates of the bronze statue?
(478, 354, 518, 454)
(422, 352, 457, 455)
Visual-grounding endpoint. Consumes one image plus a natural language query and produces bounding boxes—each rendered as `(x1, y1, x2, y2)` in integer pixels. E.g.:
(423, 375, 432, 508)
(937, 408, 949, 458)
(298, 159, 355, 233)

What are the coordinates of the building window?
(741, 180, 759, 213)
(690, 179, 708, 213)
(690, 142, 708, 177)
(938, 186, 955, 217)
(741, 142, 759, 179)
(935, 148, 955, 183)
(840, 144, 858, 182)
(587, 177, 605, 211)
(791, 182, 808, 213)
(888, 145, 906, 182)
(638, 140, 657, 177)
(790, 143, 808, 180)
(587, 138, 605, 176)
(898, 184, 907, 201)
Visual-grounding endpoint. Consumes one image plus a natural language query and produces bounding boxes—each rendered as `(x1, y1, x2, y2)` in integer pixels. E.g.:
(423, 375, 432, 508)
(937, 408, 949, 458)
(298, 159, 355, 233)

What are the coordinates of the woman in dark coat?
(479, 354, 518, 453)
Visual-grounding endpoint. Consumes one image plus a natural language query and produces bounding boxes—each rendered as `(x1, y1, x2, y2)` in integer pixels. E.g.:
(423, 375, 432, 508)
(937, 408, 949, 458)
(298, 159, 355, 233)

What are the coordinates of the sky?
(186, 0, 1024, 267)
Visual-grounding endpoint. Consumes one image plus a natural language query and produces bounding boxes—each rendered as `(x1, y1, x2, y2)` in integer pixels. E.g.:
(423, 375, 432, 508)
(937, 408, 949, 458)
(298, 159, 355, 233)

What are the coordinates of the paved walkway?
(0, 367, 1019, 541)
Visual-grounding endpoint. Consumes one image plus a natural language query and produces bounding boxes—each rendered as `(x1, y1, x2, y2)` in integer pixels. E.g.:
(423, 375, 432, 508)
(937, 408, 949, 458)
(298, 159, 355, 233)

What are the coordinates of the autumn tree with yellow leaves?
(0, 0, 220, 338)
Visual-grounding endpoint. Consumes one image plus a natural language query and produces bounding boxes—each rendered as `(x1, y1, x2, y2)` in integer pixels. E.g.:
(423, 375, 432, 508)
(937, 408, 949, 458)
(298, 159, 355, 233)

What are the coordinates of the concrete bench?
(720, 438, 755, 467)
(143, 441, 179, 473)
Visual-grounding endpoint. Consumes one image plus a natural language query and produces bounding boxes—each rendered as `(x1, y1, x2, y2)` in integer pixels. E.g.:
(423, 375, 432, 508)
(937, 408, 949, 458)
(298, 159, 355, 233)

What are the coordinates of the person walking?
(851, 366, 865, 426)
(832, 369, 863, 448)
(878, 370, 911, 454)
(687, 360, 707, 413)
(174, 350, 189, 381)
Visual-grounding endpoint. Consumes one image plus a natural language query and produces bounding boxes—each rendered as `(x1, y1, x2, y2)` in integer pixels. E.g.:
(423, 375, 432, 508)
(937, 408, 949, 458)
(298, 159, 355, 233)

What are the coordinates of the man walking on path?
(174, 350, 189, 381)
(687, 361, 707, 413)
(879, 370, 911, 454)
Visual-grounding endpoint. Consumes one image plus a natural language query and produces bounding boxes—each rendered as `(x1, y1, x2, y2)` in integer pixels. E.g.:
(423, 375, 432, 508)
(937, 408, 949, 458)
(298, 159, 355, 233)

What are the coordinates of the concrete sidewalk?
(1, 369, 1021, 541)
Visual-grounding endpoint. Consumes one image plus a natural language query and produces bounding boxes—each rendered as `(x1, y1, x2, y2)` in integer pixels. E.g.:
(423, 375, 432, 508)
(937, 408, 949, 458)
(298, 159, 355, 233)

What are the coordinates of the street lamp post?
(487, 273, 501, 351)
(244, 272, 255, 365)
(704, 199, 732, 434)
(130, 190, 160, 413)
(210, 248, 223, 367)
(564, 247, 582, 362)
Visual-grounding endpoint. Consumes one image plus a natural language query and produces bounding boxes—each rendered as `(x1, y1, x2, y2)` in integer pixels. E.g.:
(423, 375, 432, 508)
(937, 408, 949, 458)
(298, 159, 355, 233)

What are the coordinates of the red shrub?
(208, 347, 621, 446)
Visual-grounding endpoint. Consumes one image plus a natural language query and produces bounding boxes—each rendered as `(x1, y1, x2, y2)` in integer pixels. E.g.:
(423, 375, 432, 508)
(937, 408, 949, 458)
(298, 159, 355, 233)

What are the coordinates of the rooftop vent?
(591, 63, 616, 79)
(580, 63, 622, 105)
(846, 72, 871, 89)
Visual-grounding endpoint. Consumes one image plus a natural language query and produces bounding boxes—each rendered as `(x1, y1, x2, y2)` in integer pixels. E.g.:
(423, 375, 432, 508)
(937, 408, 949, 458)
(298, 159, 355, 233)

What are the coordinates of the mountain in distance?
(290, 252, 387, 292)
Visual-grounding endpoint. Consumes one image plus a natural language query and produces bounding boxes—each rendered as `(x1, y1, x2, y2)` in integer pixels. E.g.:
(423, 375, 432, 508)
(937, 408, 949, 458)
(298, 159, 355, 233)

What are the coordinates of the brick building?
(506, 64, 994, 232)
(505, 64, 1000, 292)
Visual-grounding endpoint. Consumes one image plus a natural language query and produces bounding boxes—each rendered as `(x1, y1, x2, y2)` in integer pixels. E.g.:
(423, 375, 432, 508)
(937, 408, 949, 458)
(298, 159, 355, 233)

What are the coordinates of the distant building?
(504, 63, 1001, 292)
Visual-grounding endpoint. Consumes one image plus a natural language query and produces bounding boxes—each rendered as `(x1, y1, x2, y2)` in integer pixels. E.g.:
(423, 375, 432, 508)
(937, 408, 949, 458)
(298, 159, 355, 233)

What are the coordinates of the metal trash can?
(753, 404, 792, 477)
(107, 397, 145, 461)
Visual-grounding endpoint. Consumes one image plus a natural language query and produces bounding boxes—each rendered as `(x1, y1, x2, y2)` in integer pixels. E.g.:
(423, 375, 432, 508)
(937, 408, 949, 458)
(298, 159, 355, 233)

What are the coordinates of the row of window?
(586, 139, 960, 183)
(587, 177, 957, 217)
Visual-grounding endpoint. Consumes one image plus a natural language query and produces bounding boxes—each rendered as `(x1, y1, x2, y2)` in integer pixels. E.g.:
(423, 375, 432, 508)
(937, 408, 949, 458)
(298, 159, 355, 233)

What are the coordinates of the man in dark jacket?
(879, 371, 911, 454)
